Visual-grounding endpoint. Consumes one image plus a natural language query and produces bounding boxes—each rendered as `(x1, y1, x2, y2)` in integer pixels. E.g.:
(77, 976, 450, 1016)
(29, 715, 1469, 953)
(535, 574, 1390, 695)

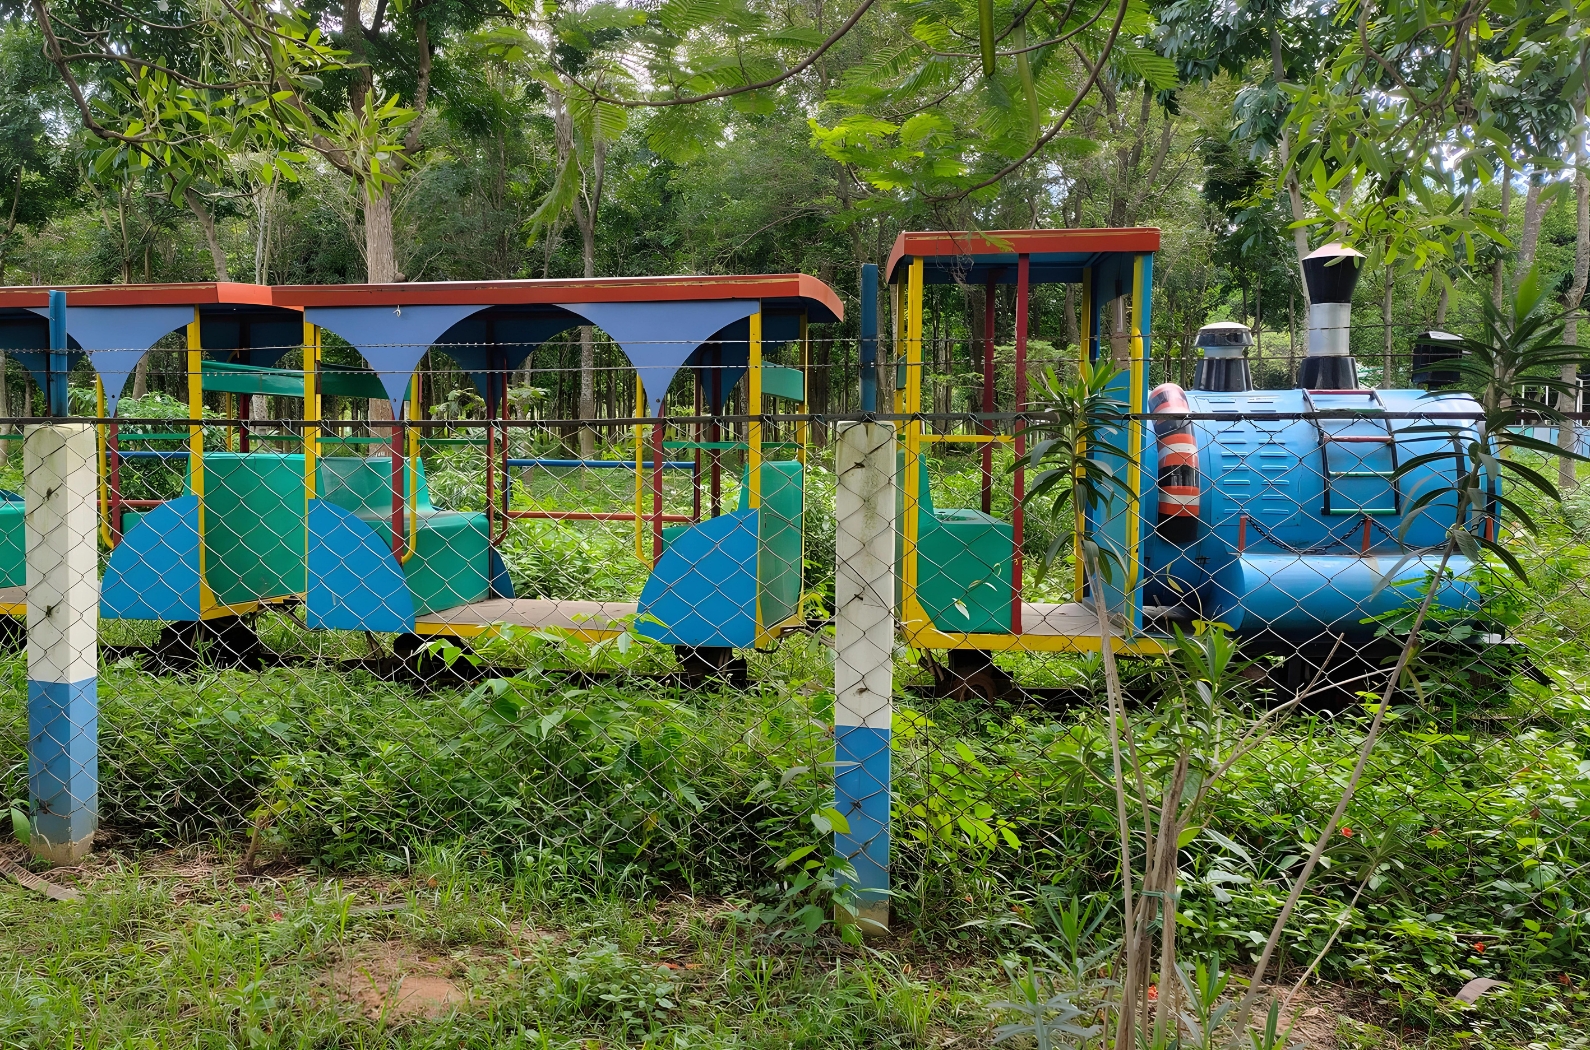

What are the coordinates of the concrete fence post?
(25, 293, 99, 864)
(832, 420, 896, 933)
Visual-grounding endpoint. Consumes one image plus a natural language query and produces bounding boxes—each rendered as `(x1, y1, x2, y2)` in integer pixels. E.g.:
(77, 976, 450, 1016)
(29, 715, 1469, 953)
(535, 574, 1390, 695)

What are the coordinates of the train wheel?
(394, 633, 484, 687)
(923, 649, 1016, 702)
(674, 645, 749, 688)
(153, 616, 268, 672)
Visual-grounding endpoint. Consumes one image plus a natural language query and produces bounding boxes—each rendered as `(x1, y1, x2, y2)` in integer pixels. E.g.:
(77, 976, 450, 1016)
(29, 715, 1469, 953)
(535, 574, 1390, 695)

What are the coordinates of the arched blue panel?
(200, 316, 306, 369)
(305, 304, 491, 412)
(433, 313, 581, 398)
(687, 330, 750, 412)
(489, 547, 515, 599)
(306, 500, 416, 632)
(27, 305, 193, 416)
(561, 300, 759, 415)
(100, 495, 201, 621)
(637, 508, 758, 648)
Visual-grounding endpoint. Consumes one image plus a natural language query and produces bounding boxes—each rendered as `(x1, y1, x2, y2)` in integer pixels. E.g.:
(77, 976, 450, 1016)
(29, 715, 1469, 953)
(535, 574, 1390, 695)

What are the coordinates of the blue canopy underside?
(558, 300, 759, 416)
(0, 297, 809, 418)
(311, 299, 766, 416)
(18, 305, 194, 417)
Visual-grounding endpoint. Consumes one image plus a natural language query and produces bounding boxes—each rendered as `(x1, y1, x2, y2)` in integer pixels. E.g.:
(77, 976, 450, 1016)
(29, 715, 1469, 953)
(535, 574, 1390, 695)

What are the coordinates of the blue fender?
(637, 508, 758, 648)
(306, 500, 415, 632)
(101, 496, 201, 621)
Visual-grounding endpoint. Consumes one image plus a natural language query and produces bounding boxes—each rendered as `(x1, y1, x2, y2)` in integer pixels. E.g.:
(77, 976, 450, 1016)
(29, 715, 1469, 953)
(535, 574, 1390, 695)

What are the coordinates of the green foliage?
(1021, 359, 1130, 579)
(1392, 270, 1589, 585)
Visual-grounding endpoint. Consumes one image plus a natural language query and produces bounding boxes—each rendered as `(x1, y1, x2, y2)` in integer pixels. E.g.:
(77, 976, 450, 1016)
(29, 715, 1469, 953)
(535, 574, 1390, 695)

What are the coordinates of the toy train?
(884, 232, 1492, 697)
(0, 229, 1498, 689)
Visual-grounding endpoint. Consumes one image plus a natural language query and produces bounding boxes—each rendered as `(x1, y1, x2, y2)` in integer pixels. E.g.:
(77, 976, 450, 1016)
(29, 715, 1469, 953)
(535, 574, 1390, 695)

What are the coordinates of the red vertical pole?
(1011, 254, 1030, 634)
(710, 350, 722, 518)
(500, 362, 511, 526)
(692, 372, 703, 522)
(484, 371, 496, 544)
(981, 273, 997, 515)
(391, 401, 404, 556)
(652, 400, 665, 564)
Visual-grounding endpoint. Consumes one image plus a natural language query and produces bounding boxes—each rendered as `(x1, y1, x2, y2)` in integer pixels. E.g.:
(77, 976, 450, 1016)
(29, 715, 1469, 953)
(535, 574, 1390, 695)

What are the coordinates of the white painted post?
(24, 422, 100, 863)
(832, 420, 895, 933)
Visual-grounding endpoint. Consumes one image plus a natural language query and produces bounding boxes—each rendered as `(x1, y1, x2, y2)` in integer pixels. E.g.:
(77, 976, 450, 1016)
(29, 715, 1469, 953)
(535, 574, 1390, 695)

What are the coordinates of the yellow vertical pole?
(407, 372, 419, 557)
(187, 310, 214, 613)
(748, 307, 764, 636)
(634, 379, 646, 560)
(902, 258, 924, 624)
(304, 321, 319, 502)
(95, 376, 110, 548)
(891, 281, 905, 414)
(796, 313, 809, 466)
(747, 309, 763, 511)
(1126, 255, 1147, 605)
(1075, 268, 1093, 602)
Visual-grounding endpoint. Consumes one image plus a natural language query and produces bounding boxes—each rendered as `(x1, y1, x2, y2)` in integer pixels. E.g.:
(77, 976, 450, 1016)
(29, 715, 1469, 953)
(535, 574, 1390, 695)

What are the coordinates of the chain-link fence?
(0, 331, 1586, 1015)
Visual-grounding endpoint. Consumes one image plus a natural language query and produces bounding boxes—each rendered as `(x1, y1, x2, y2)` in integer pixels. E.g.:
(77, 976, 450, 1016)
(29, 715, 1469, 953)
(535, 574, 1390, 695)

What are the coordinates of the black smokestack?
(1297, 242, 1365, 389)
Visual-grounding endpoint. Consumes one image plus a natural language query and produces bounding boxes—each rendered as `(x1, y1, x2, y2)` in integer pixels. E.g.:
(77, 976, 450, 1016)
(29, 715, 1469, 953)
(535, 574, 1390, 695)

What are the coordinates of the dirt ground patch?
(321, 942, 468, 1022)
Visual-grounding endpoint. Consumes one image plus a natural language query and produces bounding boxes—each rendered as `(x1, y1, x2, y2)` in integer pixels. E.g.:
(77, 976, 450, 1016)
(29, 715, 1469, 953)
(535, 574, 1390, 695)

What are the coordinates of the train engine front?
(1141, 243, 1494, 648)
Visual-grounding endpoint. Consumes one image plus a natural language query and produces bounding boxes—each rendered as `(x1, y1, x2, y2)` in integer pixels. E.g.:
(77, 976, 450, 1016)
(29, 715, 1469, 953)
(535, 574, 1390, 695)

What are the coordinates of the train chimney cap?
(1304, 241, 1366, 262)
(1303, 242, 1365, 306)
(1195, 321, 1253, 358)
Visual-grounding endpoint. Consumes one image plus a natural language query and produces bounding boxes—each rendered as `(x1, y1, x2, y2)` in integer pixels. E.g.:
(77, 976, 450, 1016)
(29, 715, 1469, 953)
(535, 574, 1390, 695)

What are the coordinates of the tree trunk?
(364, 189, 398, 283)
(573, 141, 604, 458)
(1272, 22, 1311, 298)
(253, 178, 275, 284)
(185, 187, 229, 281)
(1518, 177, 1548, 277)
(1383, 265, 1394, 383)
(131, 357, 148, 399)
(369, 396, 394, 442)
(1493, 176, 1513, 305)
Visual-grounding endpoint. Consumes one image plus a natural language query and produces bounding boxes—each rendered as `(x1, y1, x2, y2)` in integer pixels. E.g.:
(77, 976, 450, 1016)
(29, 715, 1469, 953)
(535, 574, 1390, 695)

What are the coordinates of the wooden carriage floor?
(415, 598, 638, 633)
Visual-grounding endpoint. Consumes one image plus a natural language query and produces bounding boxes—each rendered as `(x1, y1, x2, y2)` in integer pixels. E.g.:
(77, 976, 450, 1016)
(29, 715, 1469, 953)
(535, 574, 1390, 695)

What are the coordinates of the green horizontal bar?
(119, 433, 192, 442)
(664, 440, 747, 451)
(0, 434, 19, 441)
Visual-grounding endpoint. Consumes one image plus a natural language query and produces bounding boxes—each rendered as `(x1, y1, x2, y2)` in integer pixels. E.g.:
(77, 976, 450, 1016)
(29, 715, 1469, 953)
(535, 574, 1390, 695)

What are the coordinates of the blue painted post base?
(27, 678, 98, 863)
(834, 724, 891, 934)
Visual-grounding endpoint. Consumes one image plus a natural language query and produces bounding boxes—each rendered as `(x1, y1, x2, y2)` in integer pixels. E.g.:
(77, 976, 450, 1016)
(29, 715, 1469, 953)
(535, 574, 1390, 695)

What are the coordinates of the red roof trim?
(885, 228, 1161, 282)
(270, 273, 844, 320)
(0, 274, 846, 321)
(0, 282, 280, 308)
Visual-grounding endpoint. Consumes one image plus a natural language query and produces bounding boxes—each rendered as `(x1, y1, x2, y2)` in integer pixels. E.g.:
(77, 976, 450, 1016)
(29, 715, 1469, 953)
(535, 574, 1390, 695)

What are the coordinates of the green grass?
(2, 448, 1590, 1047)
(0, 845, 1000, 1049)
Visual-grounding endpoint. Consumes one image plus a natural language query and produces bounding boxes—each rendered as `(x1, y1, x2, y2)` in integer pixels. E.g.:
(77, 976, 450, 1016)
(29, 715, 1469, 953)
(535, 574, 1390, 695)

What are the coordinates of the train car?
(882, 230, 1494, 697)
(0, 276, 842, 677)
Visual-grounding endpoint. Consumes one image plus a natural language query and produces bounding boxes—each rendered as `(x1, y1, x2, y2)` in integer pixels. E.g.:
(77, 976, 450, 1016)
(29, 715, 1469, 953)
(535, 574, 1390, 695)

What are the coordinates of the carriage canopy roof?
(885, 228, 1161, 286)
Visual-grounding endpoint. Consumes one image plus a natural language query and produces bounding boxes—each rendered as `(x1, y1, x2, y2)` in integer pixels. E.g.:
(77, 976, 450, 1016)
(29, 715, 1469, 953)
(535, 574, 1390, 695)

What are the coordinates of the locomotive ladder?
(1302, 388, 1402, 517)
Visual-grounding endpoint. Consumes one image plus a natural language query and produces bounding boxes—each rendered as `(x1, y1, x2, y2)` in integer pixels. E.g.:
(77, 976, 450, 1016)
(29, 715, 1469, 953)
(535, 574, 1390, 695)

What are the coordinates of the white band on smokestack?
(1308, 302, 1352, 356)
(1302, 242, 1365, 359)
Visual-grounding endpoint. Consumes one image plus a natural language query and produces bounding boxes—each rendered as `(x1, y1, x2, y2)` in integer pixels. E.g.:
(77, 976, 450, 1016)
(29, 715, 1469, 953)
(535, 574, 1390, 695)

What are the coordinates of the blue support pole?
(47, 290, 68, 416)
(859, 264, 879, 413)
(26, 292, 99, 863)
